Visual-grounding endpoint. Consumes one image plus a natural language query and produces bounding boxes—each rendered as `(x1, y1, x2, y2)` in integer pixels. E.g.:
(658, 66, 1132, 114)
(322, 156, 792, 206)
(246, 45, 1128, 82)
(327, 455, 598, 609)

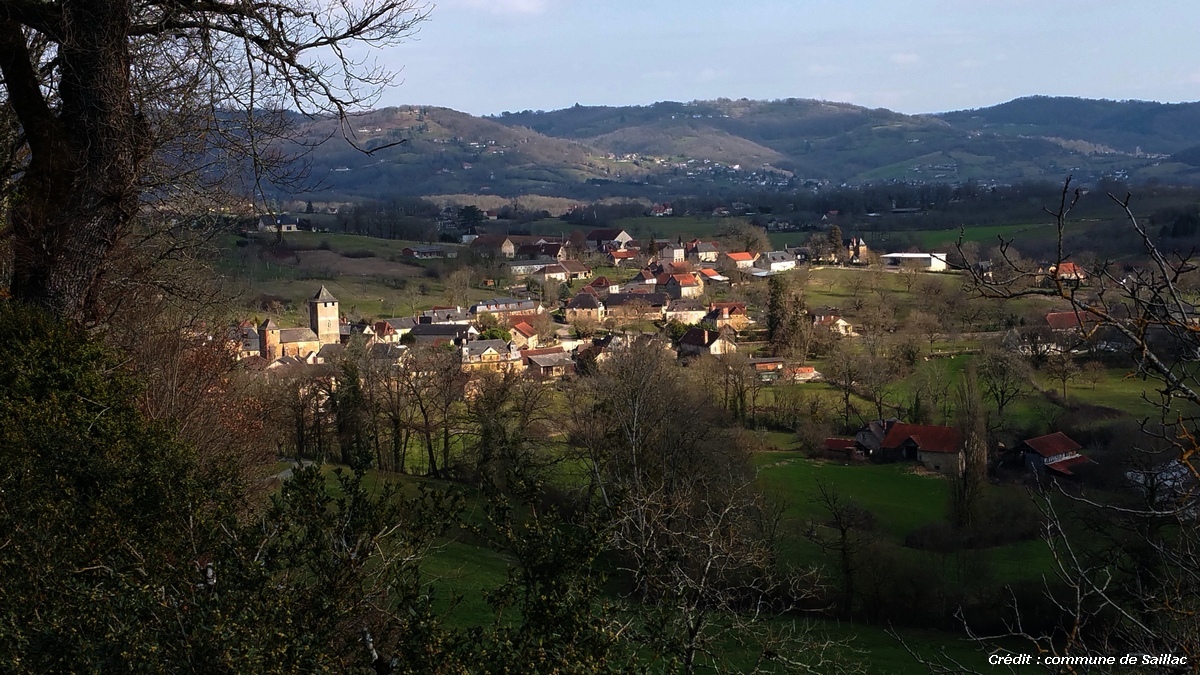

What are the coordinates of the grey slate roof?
(606, 292, 669, 308)
(229, 326, 260, 351)
(278, 327, 319, 343)
(463, 339, 514, 358)
(567, 293, 601, 310)
(311, 285, 338, 302)
(318, 343, 344, 360)
(528, 352, 575, 368)
(470, 298, 540, 314)
(410, 323, 473, 339)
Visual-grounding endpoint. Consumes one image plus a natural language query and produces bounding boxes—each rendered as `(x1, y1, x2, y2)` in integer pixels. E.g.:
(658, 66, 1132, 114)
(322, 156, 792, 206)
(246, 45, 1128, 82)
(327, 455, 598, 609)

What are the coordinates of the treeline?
(332, 197, 442, 241)
(0, 309, 866, 673)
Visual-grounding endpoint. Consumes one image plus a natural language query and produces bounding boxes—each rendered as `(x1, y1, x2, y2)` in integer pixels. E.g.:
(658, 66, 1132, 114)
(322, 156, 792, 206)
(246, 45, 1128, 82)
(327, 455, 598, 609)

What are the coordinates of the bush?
(904, 521, 962, 553)
(342, 249, 376, 259)
(972, 489, 1042, 546)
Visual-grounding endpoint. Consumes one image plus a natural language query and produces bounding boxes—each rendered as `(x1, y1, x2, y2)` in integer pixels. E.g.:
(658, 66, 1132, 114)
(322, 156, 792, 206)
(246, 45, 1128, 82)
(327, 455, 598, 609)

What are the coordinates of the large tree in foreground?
(0, 0, 429, 321)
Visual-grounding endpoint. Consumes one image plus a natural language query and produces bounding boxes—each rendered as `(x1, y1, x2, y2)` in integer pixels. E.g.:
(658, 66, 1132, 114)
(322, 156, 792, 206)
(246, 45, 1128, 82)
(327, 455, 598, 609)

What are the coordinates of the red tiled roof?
(511, 321, 536, 338)
(788, 366, 816, 374)
(726, 252, 755, 262)
(710, 302, 746, 314)
(590, 276, 612, 287)
(505, 313, 541, 327)
(1055, 262, 1084, 277)
(609, 250, 637, 259)
(519, 346, 564, 365)
(823, 438, 858, 452)
(1046, 455, 1092, 476)
(560, 260, 591, 273)
(1045, 311, 1084, 330)
(881, 423, 961, 454)
(1022, 432, 1082, 458)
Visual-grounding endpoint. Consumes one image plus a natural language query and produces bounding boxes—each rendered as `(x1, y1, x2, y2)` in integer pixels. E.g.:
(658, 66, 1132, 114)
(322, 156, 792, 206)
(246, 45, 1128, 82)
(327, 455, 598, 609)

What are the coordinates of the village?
(219, 218, 1152, 491)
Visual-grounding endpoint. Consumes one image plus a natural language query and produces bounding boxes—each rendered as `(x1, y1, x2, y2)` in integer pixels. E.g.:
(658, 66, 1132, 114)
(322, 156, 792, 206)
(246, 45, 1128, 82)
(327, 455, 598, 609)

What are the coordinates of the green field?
(299, 460, 1030, 674)
(911, 223, 1047, 248)
(755, 454, 950, 538)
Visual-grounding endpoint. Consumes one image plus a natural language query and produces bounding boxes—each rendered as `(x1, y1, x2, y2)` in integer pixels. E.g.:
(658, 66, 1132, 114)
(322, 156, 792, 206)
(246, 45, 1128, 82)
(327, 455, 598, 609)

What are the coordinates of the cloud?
(890, 53, 921, 66)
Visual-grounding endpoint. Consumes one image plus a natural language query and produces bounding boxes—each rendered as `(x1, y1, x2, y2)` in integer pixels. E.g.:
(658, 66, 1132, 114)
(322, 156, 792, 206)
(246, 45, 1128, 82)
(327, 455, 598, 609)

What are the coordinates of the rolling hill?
(280, 96, 1200, 201)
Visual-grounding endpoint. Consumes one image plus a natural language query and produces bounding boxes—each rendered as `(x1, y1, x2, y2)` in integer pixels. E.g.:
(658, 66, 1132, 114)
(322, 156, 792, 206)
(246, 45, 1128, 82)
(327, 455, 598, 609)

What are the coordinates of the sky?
(373, 0, 1200, 115)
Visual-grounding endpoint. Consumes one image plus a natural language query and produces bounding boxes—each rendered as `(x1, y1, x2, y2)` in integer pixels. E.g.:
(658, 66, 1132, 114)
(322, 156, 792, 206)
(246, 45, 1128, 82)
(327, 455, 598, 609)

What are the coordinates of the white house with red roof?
(1019, 432, 1091, 477)
(510, 321, 539, 350)
(724, 251, 758, 269)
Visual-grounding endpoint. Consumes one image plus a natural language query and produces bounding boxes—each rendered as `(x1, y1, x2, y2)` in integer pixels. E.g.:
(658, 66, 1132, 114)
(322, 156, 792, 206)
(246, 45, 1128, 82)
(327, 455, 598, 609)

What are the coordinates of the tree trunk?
(391, 418, 404, 473)
(1, 3, 144, 321)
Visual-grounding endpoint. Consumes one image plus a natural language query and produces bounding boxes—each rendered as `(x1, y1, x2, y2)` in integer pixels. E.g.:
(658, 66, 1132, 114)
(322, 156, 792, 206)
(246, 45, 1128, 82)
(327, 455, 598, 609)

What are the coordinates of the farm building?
(879, 252, 949, 272)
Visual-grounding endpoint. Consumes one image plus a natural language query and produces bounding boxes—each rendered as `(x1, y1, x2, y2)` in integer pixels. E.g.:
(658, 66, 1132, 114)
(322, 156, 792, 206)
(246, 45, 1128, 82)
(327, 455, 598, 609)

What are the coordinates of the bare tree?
(908, 309, 943, 356)
(444, 268, 473, 309)
(826, 341, 863, 432)
(1043, 351, 1080, 401)
(397, 344, 466, 477)
(977, 346, 1033, 427)
(857, 355, 899, 422)
(0, 0, 430, 321)
(928, 177, 1200, 672)
(566, 342, 858, 674)
(368, 352, 416, 473)
(461, 369, 557, 483)
(949, 364, 987, 530)
(804, 480, 877, 616)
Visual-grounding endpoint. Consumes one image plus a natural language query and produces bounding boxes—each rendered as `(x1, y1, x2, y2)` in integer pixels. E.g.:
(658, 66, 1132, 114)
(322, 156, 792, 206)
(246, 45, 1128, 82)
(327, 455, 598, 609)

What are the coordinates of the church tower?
(259, 318, 280, 360)
(309, 286, 340, 345)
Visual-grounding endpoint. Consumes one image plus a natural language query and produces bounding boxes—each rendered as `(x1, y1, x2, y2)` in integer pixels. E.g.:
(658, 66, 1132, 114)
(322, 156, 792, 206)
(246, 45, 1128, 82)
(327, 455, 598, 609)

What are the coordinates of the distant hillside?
(937, 96, 1200, 155)
(280, 96, 1200, 201)
(493, 97, 1184, 184)
(282, 106, 646, 199)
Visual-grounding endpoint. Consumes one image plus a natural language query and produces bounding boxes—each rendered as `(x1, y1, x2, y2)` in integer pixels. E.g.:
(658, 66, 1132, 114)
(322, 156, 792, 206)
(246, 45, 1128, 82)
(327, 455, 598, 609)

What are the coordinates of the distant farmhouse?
(257, 214, 299, 233)
(879, 252, 949, 272)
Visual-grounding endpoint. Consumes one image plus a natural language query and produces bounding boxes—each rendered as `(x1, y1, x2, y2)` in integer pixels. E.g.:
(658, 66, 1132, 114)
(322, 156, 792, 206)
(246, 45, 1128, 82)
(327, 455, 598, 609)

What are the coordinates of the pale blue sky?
(375, 0, 1200, 114)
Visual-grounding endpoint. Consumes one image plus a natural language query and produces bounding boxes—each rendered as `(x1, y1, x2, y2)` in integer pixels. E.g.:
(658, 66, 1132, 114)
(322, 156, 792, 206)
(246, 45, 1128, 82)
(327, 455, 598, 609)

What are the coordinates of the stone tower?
(309, 286, 340, 345)
(259, 318, 280, 360)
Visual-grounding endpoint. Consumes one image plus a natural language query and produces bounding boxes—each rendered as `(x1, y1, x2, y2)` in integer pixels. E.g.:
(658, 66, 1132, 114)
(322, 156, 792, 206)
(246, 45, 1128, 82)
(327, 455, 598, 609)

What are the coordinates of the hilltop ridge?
(278, 96, 1200, 201)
